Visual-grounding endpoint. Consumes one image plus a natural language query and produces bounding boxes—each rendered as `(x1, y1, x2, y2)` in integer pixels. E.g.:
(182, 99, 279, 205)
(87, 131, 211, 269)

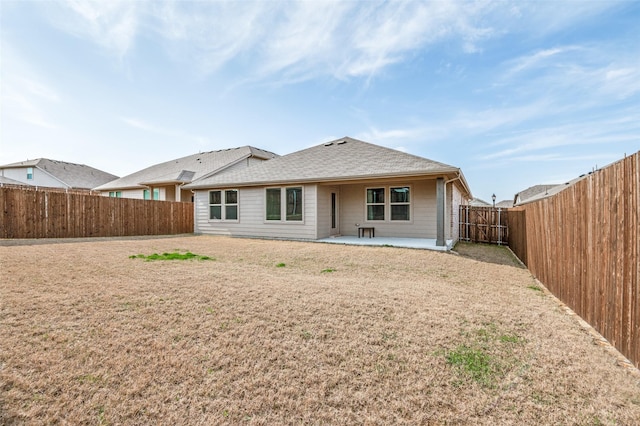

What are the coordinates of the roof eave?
(185, 168, 461, 190)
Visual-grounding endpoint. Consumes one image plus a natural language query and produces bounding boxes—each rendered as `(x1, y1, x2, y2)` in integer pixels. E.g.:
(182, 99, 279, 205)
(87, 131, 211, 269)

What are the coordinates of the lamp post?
(492, 193, 496, 208)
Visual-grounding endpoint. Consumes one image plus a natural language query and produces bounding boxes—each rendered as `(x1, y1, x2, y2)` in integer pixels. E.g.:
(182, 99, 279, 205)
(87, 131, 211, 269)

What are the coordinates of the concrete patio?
(317, 236, 454, 251)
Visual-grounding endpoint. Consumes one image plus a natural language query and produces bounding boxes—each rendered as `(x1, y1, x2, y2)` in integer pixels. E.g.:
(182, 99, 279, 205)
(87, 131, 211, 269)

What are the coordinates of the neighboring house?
(467, 197, 491, 207)
(0, 158, 118, 190)
(0, 176, 27, 186)
(93, 146, 278, 201)
(513, 184, 561, 206)
(184, 137, 472, 247)
(495, 200, 513, 208)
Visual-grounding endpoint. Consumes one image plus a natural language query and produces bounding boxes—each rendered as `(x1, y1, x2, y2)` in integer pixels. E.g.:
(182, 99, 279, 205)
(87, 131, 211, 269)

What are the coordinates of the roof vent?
(337, 140, 347, 145)
(324, 142, 333, 146)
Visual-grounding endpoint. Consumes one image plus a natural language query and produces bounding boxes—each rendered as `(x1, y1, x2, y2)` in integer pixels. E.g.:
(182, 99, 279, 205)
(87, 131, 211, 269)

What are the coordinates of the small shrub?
(129, 251, 213, 261)
(276, 262, 286, 268)
(446, 345, 495, 385)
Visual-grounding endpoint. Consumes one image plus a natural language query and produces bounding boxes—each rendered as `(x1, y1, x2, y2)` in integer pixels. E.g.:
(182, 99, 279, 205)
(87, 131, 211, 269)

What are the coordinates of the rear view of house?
(185, 137, 472, 247)
(0, 158, 118, 190)
(93, 146, 278, 201)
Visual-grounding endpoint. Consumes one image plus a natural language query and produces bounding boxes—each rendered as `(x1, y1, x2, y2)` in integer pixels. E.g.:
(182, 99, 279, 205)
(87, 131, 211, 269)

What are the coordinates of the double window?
(109, 191, 122, 198)
(209, 190, 238, 221)
(143, 188, 160, 200)
(366, 186, 411, 221)
(266, 187, 303, 221)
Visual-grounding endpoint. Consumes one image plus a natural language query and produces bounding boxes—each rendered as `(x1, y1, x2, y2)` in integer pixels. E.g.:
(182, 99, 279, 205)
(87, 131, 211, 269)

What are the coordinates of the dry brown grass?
(1, 236, 639, 425)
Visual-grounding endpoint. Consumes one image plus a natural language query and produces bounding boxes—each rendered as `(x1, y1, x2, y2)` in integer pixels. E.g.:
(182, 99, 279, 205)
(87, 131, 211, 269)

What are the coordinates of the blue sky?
(1, 1, 638, 202)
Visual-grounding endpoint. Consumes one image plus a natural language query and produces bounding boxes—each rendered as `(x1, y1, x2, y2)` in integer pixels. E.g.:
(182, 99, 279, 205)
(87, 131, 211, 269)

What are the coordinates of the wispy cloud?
(120, 116, 210, 146)
(44, 1, 514, 84)
(55, 0, 139, 59)
(0, 47, 60, 130)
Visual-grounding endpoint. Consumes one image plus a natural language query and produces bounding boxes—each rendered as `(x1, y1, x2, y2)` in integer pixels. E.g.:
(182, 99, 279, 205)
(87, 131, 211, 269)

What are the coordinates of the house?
(184, 137, 472, 247)
(495, 200, 513, 208)
(0, 158, 118, 190)
(513, 184, 561, 206)
(467, 197, 491, 207)
(93, 146, 278, 201)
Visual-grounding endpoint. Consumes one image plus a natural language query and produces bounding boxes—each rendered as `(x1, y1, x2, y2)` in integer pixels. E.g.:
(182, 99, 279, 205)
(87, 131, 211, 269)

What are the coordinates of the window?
(143, 189, 159, 200)
(109, 191, 122, 198)
(390, 187, 410, 221)
(286, 187, 303, 221)
(366, 188, 385, 221)
(27, 167, 33, 180)
(209, 191, 222, 219)
(266, 188, 281, 220)
(365, 186, 411, 222)
(209, 189, 238, 221)
(265, 187, 303, 222)
(224, 190, 238, 220)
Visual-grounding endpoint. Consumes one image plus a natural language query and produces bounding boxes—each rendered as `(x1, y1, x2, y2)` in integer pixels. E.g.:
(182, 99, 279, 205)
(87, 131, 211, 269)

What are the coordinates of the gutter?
(184, 168, 461, 190)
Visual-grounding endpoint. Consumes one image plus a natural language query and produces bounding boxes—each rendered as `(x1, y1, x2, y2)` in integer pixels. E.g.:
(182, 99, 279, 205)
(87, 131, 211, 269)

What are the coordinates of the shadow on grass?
(452, 242, 525, 268)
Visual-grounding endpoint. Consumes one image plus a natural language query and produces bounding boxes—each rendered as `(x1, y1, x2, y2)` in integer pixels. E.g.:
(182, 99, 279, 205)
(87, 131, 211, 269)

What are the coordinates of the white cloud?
(0, 47, 61, 130)
(120, 116, 210, 147)
(51, 0, 139, 59)
(45, 1, 509, 84)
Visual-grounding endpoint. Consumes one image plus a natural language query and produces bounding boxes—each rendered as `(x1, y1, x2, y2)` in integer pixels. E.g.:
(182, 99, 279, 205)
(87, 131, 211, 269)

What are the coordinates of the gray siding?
(2, 167, 64, 188)
(339, 179, 437, 238)
(316, 185, 340, 238)
(194, 184, 318, 239)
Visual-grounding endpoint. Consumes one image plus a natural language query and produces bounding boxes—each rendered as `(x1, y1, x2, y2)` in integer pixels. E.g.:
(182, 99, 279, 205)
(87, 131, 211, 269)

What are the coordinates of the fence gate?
(459, 205, 509, 245)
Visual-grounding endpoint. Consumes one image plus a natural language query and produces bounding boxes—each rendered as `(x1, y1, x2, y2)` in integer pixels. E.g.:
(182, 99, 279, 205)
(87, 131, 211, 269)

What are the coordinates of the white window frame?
(209, 189, 239, 222)
(364, 185, 412, 223)
(264, 186, 304, 223)
(389, 186, 411, 221)
(27, 167, 33, 180)
(365, 187, 386, 222)
(109, 191, 122, 198)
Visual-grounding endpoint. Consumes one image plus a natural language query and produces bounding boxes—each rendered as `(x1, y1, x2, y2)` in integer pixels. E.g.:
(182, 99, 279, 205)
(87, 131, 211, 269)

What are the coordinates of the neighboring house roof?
(0, 158, 118, 189)
(93, 146, 278, 191)
(513, 184, 561, 206)
(467, 198, 491, 207)
(185, 137, 472, 197)
(495, 200, 513, 208)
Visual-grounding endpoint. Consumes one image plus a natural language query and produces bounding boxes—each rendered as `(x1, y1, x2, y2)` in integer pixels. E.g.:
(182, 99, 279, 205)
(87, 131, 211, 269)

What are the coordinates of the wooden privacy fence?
(459, 205, 509, 245)
(509, 151, 639, 369)
(0, 187, 194, 238)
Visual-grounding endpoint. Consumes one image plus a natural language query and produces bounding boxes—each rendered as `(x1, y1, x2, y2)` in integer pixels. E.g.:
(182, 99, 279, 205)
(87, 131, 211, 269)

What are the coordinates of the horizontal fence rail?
(509, 151, 639, 369)
(0, 187, 193, 239)
(459, 205, 509, 245)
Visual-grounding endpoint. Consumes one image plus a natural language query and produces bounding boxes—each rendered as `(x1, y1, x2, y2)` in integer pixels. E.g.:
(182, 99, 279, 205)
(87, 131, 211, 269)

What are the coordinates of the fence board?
(0, 187, 193, 239)
(458, 206, 509, 245)
(509, 151, 639, 369)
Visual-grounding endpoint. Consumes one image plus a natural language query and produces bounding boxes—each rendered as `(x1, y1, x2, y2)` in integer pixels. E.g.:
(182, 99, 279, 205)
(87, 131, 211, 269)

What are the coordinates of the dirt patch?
(1, 236, 638, 425)
(453, 241, 524, 268)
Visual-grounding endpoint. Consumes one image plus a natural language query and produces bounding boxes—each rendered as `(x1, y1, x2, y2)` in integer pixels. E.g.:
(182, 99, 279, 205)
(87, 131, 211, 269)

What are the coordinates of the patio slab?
(317, 236, 454, 251)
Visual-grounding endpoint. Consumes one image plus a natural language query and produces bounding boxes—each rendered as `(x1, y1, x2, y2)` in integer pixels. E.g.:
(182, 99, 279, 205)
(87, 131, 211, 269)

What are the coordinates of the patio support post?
(436, 177, 445, 246)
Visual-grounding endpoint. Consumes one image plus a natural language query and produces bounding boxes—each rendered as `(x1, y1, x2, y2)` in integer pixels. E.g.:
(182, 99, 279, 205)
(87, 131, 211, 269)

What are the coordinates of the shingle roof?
(94, 146, 278, 191)
(0, 158, 118, 189)
(185, 137, 467, 192)
(495, 200, 513, 208)
(513, 184, 561, 205)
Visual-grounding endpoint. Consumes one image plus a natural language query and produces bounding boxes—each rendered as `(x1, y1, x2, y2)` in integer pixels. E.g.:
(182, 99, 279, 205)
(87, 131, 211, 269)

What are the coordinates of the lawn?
(1, 236, 638, 425)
